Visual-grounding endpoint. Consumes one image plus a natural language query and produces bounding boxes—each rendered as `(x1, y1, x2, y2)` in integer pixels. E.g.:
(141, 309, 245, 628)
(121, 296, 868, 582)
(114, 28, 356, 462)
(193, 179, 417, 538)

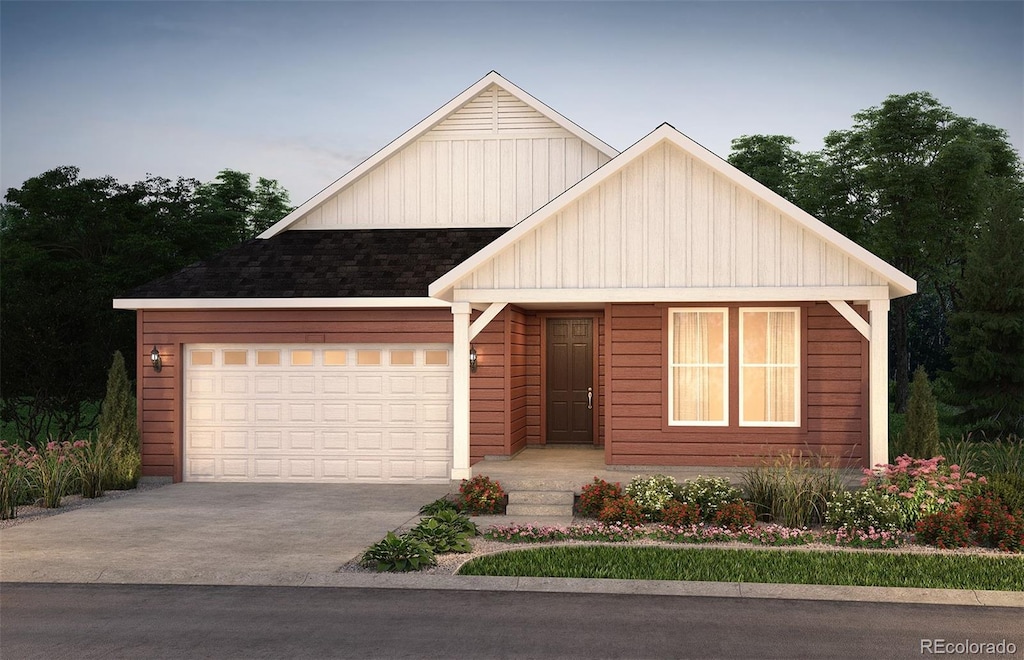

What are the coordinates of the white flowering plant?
(824, 488, 902, 533)
(675, 476, 742, 521)
(625, 474, 678, 517)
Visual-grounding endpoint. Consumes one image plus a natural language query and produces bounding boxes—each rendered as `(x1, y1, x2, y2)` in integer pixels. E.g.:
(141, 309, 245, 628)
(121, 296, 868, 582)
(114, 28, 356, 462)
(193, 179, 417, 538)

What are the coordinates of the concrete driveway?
(0, 482, 450, 585)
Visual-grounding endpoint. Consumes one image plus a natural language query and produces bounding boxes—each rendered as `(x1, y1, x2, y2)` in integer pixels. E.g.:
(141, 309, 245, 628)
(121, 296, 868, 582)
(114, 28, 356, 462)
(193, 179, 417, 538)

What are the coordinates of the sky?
(2, 1, 1022, 206)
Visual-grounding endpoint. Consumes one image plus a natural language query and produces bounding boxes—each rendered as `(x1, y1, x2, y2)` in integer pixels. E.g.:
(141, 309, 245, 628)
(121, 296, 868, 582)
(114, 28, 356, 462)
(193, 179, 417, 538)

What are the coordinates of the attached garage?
(183, 344, 453, 483)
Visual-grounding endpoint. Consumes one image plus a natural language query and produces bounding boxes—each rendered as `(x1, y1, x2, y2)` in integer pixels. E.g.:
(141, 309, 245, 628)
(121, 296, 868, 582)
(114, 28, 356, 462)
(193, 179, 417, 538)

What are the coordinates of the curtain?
(673, 311, 716, 422)
(763, 311, 796, 422)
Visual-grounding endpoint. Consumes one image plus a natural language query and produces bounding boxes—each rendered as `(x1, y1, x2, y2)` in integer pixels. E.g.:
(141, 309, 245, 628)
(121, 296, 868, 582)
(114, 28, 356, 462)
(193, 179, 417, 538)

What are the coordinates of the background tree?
(943, 183, 1024, 435)
(900, 366, 941, 458)
(1, 167, 293, 441)
(728, 92, 1021, 413)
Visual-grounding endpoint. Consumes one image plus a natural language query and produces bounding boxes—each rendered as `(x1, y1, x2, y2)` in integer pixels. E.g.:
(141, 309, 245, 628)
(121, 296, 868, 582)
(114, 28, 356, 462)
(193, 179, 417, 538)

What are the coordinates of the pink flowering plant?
(27, 436, 86, 509)
(827, 526, 904, 549)
(0, 441, 39, 519)
(862, 455, 984, 530)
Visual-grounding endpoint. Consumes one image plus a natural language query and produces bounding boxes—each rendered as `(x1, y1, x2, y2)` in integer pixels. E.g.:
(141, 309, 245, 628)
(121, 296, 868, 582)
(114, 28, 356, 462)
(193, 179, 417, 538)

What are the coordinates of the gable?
(266, 73, 616, 235)
(432, 126, 916, 301)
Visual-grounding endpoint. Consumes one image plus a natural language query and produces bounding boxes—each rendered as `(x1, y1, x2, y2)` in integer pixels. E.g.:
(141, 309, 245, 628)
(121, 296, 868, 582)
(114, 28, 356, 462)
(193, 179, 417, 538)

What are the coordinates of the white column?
(868, 298, 890, 469)
(451, 302, 472, 480)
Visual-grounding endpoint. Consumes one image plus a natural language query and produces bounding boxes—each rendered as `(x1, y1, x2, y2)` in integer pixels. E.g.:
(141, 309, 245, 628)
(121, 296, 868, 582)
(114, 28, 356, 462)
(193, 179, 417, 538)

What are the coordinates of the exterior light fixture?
(150, 346, 162, 372)
(469, 346, 478, 373)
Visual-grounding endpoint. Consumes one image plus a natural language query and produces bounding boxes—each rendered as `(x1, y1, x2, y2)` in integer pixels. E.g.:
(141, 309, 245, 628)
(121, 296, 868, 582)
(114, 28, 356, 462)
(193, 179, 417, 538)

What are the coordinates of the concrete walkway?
(1, 482, 1021, 608)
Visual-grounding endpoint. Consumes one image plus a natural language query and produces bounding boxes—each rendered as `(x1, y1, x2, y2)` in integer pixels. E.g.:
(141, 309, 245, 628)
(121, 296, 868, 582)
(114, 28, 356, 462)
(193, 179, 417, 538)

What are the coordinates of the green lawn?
(457, 545, 1024, 591)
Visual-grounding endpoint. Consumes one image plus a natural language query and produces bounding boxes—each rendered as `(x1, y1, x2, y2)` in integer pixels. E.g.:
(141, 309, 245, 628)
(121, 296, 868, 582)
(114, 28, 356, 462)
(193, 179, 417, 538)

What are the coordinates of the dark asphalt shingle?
(121, 228, 509, 298)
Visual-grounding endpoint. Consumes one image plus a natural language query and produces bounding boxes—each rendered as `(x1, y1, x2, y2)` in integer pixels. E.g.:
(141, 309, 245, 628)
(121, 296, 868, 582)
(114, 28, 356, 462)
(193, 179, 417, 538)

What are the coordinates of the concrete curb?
(2, 570, 1021, 608)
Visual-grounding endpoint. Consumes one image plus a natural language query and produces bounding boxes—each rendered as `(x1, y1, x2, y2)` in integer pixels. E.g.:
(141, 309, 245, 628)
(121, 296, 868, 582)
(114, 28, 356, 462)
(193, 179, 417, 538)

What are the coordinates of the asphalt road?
(2, 583, 1021, 659)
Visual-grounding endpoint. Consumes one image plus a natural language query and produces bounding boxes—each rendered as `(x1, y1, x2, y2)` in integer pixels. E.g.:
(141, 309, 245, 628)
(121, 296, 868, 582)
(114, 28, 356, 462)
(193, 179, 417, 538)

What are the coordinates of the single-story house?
(114, 71, 916, 483)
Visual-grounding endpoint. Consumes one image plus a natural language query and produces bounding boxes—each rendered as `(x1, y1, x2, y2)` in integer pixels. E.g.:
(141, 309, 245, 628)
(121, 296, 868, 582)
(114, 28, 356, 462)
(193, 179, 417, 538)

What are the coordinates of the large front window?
(668, 308, 728, 425)
(740, 308, 800, 426)
(668, 307, 800, 427)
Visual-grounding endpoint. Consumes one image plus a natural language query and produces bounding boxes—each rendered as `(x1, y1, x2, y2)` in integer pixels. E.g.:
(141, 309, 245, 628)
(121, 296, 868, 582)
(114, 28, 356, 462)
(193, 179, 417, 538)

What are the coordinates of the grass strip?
(457, 546, 1024, 591)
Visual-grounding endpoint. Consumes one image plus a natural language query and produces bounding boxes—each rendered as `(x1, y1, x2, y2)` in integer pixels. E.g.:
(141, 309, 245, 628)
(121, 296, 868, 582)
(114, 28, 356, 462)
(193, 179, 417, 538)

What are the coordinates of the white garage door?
(183, 344, 453, 483)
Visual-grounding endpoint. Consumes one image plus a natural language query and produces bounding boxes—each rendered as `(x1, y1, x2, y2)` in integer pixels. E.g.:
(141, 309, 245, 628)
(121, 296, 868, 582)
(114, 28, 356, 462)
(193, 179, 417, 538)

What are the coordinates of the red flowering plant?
(960, 496, 1024, 553)
(862, 455, 984, 530)
(914, 510, 973, 549)
(598, 496, 646, 526)
(0, 441, 39, 520)
(456, 475, 506, 515)
(660, 500, 702, 527)
(712, 501, 757, 531)
(576, 477, 623, 518)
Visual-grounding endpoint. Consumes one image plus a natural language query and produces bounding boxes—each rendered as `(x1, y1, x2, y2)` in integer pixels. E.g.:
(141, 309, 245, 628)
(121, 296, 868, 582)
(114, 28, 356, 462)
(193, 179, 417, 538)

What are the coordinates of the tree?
(943, 183, 1024, 435)
(727, 135, 804, 201)
(1, 166, 294, 440)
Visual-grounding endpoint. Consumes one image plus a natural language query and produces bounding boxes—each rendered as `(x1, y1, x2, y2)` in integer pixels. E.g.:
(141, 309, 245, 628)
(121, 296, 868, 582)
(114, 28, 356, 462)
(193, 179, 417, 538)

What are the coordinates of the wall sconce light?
(469, 346, 478, 373)
(150, 346, 162, 372)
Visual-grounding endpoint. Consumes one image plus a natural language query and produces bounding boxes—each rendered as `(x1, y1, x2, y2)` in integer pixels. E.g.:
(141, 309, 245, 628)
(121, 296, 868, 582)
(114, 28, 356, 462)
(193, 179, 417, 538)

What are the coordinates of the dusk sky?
(2, 1, 1021, 205)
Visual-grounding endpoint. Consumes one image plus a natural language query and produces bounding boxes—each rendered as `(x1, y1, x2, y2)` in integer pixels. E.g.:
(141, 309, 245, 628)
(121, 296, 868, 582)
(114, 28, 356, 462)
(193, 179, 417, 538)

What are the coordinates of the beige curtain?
(674, 311, 713, 422)
(764, 311, 796, 422)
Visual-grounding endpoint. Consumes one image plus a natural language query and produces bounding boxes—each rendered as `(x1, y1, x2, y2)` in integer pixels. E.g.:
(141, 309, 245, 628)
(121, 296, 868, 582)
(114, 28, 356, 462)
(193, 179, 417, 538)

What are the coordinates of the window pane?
(356, 350, 381, 366)
(390, 350, 414, 366)
(672, 366, 726, 423)
(290, 350, 313, 366)
(323, 350, 347, 366)
(424, 350, 449, 366)
(190, 350, 213, 366)
(256, 350, 280, 366)
(223, 350, 247, 366)
(742, 310, 797, 364)
(672, 310, 725, 364)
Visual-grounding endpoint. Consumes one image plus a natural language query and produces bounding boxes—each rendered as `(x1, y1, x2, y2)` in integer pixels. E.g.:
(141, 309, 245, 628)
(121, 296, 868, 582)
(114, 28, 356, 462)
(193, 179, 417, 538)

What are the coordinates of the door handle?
(587, 387, 593, 410)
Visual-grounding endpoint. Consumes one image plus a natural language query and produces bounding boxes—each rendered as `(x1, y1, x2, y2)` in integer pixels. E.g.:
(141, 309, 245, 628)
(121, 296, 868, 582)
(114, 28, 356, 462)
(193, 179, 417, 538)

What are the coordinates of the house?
(114, 72, 916, 484)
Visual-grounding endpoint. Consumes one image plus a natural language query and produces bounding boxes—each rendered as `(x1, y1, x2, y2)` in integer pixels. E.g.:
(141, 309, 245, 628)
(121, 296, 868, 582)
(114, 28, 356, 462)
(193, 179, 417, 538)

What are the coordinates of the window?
(256, 350, 280, 366)
(290, 350, 313, 366)
(190, 350, 213, 366)
(356, 349, 381, 366)
(740, 309, 800, 426)
(323, 350, 347, 366)
(668, 309, 728, 425)
(223, 350, 247, 366)
(424, 350, 449, 366)
(389, 350, 414, 366)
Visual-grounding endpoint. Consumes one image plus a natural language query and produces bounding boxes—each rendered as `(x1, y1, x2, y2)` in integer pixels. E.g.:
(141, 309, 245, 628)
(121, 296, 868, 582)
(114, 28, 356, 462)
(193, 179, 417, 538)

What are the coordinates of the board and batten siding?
(137, 308, 455, 480)
(605, 302, 868, 468)
(454, 141, 888, 293)
(291, 85, 611, 230)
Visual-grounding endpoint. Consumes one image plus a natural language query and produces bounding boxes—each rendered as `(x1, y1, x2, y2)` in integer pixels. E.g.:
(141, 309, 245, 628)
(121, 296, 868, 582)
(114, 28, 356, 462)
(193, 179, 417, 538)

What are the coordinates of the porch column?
(451, 302, 472, 480)
(868, 298, 890, 469)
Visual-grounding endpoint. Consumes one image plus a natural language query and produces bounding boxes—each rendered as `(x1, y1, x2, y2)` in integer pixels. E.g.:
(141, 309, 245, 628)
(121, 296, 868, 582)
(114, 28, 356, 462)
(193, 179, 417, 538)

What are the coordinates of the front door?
(545, 318, 594, 444)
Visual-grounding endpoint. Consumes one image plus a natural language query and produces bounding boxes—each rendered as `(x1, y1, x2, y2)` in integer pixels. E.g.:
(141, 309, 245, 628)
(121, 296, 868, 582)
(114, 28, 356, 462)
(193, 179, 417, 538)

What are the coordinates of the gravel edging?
(0, 482, 167, 530)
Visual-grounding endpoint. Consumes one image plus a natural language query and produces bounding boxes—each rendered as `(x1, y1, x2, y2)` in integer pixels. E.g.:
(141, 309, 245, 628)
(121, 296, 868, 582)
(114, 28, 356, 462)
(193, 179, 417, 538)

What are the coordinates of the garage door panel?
(184, 344, 452, 483)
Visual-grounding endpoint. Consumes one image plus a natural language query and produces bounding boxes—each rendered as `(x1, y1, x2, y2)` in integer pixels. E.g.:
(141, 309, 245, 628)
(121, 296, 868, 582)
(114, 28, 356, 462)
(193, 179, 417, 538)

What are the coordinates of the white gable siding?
(454, 142, 886, 292)
(292, 85, 610, 229)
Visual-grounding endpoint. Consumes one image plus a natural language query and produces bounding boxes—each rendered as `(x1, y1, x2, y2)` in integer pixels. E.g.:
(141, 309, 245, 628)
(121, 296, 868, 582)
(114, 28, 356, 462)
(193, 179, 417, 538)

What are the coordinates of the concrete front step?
(505, 490, 575, 517)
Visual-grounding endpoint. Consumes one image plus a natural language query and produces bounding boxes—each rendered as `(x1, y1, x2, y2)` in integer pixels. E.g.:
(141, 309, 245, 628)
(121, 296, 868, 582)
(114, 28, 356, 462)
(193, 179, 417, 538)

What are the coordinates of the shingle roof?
(121, 229, 509, 298)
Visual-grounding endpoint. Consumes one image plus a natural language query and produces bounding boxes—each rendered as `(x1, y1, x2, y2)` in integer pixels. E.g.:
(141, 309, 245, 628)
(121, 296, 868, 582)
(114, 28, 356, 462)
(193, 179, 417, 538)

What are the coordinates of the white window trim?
(668, 307, 729, 427)
(738, 307, 801, 428)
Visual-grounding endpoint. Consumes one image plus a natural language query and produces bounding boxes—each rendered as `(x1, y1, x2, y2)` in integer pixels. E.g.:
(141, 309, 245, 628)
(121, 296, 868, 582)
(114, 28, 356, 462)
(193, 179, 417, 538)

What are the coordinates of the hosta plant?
(457, 475, 506, 514)
(675, 476, 742, 521)
(361, 532, 436, 572)
(576, 477, 623, 518)
(419, 496, 458, 516)
(408, 518, 473, 553)
(625, 474, 677, 518)
(427, 509, 478, 536)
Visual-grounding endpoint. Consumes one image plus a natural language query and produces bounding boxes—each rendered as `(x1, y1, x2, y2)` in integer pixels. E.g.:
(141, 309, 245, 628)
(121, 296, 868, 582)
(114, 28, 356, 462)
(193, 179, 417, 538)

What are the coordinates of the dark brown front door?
(545, 318, 594, 444)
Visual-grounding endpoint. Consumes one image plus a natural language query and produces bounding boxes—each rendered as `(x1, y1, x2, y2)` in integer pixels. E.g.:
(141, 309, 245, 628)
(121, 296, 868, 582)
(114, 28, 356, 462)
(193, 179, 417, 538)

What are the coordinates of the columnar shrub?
(97, 351, 141, 490)
(625, 474, 677, 519)
(457, 475, 505, 514)
(825, 489, 903, 533)
(0, 441, 38, 519)
(675, 476, 742, 521)
(712, 501, 757, 531)
(862, 455, 982, 529)
(598, 496, 645, 526)
(577, 477, 623, 518)
(914, 511, 972, 549)
(902, 366, 940, 459)
(660, 501, 701, 527)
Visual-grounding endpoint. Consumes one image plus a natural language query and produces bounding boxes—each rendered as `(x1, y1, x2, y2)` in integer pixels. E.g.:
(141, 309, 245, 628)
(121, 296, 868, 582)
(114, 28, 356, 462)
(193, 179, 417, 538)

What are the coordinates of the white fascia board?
(259, 71, 618, 239)
(112, 297, 450, 310)
(430, 124, 917, 300)
(451, 286, 892, 304)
